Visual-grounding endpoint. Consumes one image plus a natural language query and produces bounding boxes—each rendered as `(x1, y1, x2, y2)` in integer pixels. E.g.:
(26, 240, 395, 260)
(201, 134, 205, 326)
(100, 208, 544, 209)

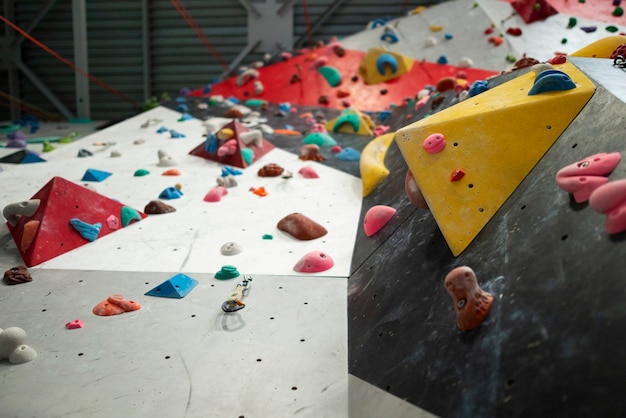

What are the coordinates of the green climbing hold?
(606, 25, 619, 33)
(533, 2, 540, 10)
(567, 17, 577, 28)
(241, 147, 254, 165)
(42, 141, 55, 153)
(613, 7, 624, 17)
(561, 38, 568, 44)
(244, 99, 266, 107)
(262, 234, 273, 240)
(120, 206, 142, 227)
(134, 169, 150, 177)
(506, 55, 517, 63)
(334, 113, 361, 133)
(303, 132, 337, 147)
(318, 66, 342, 87)
(215, 265, 240, 280)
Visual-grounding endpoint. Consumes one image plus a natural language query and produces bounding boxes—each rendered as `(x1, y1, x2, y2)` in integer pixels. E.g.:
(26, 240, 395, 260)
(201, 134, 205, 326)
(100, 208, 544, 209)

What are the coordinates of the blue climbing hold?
(370, 18, 388, 29)
(81, 168, 112, 182)
(177, 104, 188, 113)
(226, 96, 240, 105)
(376, 54, 398, 76)
(444, 33, 454, 40)
(145, 273, 198, 299)
(69, 218, 102, 242)
(203, 84, 212, 94)
(468, 80, 489, 97)
(528, 70, 576, 96)
(437, 55, 448, 64)
(156, 126, 168, 134)
(159, 187, 184, 200)
(279, 102, 292, 112)
(169, 129, 186, 138)
(378, 110, 392, 122)
(222, 166, 243, 176)
(205, 133, 219, 153)
(336, 147, 361, 161)
(21, 152, 46, 164)
(380, 32, 399, 44)
(177, 113, 193, 121)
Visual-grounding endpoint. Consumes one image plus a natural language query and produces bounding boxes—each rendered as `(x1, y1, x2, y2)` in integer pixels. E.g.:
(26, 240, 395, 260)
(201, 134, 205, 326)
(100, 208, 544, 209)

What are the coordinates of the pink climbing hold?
(217, 139, 238, 157)
(106, 214, 120, 230)
(310, 123, 327, 133)
(423, 133, 446, 154)
(555, 152, 621, 203)
(204, 186, 228, 202)
(330, 145, 342, 154)
(310, 56, 329, 70)
(589, 179, 626, 234)
(65, 319, 84, 329)
(363, 205, 396, 237)
(293, 250, 334, 273)
(298, 166, 320, 178)
(373, 125, 390, 137)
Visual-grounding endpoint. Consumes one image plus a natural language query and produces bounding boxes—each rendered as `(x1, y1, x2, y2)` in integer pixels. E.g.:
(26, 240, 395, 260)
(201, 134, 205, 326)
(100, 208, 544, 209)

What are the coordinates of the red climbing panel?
(500, 0, 558, 23)
(6, 177, 147, 267)
(545, 0, 625, 25)
(191, 46, 498, 111)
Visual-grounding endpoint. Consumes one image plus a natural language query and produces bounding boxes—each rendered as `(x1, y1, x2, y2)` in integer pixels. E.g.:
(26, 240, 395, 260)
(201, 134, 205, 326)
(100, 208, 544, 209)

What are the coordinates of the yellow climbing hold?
(360, 132, 395, 197)
(358, 47, 414, 85)
(325, 109, 375, 136)
(430, 25, 443, 32)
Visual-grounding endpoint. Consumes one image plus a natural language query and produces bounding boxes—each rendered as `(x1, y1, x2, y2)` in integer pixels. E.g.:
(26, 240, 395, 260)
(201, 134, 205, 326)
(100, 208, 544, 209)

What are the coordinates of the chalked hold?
(3, 265, 32, 285)
(215, 265, 240, 280)
(277, 213, 328, 240)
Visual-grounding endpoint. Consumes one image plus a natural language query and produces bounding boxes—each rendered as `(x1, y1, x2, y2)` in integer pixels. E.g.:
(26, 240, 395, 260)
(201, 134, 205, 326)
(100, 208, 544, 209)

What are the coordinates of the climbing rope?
(0, 14, 142, 112)
(169, 0, 231, 73)
(0, 90, 64, 121)
(302, 0, 313, 47)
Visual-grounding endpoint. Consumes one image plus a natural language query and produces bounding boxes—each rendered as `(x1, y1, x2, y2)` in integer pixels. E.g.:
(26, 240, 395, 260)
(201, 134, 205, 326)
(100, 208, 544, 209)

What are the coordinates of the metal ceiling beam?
(294, 0, 348, 49)
(10, 0, 58, 49)
(141, 0, 152, 101)
(72, 0, 90, 120)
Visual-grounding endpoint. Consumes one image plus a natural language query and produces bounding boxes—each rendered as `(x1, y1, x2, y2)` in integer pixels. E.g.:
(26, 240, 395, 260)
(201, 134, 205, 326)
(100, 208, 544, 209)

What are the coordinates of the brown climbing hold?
(257, 163, 285, 177)
(3, 265, 32, 285)
(144, 200, 176, 214)
(405, 170, 428, 209)
(444, 266, 494, 331)
(277, 213, 328, 240)
(436, 77, 457, 93)
(299, 144, 325, 161)
(224, 108, 244, 118)
(318, 95, 329, 105)
(290, 74, 302, 84)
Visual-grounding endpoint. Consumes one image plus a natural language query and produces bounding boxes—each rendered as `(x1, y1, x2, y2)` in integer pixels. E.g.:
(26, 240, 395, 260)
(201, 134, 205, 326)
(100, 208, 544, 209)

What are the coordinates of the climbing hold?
(424, 36, 437, 47)
(568, 17, 577, 28)
(451, 169, 466, 182)
(69, 218, 102, 242)
(159, 187, 184, 200)
(217, 139, 238, 157)
(548, 55, 567, 65)
(458, 57, 473, 68)
(299, 144, 325, 161)
(217, 128, 234, 141)
(488, 36, 503, 46)
(106, 214, 120, 230)
(257, 163, 285, 177)
(380, 31, 399, 43)
(156, 126, 168, 134)
(293, 251, 334, 273)
(580, 26, 597, 33)
(250, 186, 268, 197)
(613, 6, 624, 16)
(216, 176, 238, 188)
(145, 273, 198, 299)
(0, 327, 26, 359)
(360, 132, 394, 197)
(468, 80, 489, 97)
(3, 265, 32, 285)
(430, 25, 443, 32)
(373, 54, 399, 78)
(423, 133, 446, 154)
(20, 220, 39, 251)
(318, 66, 342, 87)
(369, 18, 387, 29)
(298, 166, 320, 179)
(110, 150, 121, 158)
(531, 63, 554, 74)
(220, 242, 243, 256)
(204, 186, 228, 202)
(436, 55, 448, 64)
(528, 70, 576, 95)
(277, 213, 328, 240)
(303, 132, 337, 147)
(8, 344, 37, 364)
(222, 166, 243, 176)
(236, 68, 259, 86)
(241, 148, 254, 166)
(144, 200, 176, 214)
(334, 113, 361, 133)
(506, 27, 522, 36)
(92, 294, 141, 316)
(262, 234, 273, 240)
(436, 77, 457, 93)
(336, 147, 361, 161)
(215, 265, 240, 280)
(318, 95, 330, 105)
(363, 205, 396, 237)
(556, 152, 621, 203)
(589, 179, 626, 234)
(239, 130, 263, 147)
(42, 141, 55, 153)
(120, 206, 142, 227)
(157, 150, 177, 167)
(177, 113, 193, 122)
(606, 26, 619, 33)
(169, 129, 186, 138)
(3, 199, 40, 227)
(310, 56, 329, 70)
(161, 168, 180, 176)
(444, 266, 494, 331)
(65, 319, 85, 329)
(224, 108, 244, 118)
(405, 170, 428, 209)
(611, 43, 626, 59)
(81, 168, 112, 182)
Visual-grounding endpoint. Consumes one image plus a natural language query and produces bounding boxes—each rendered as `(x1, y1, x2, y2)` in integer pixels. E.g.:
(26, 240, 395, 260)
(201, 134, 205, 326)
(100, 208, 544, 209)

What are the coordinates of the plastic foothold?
(215, 265, 240, 280)
(555, 153, 621, 203)
(121, 206, 142, 227)
(258, 163, 285, 177)
(423, 133, 446, 154)
(0, 327, 27, 359)
(3, 265, 32, 285)
(363, 205, 397, 237)
(69, 218, 102, 242)
(3, 199, 40, 226)
(318, 66, 342, 87)
(303, 132, 337, 147)
(159, 187, 184, 200)
(293, 250, 334, 273)
(222, 166, 243, 176)
(589, 179, 626, 234)
(162, 168, 180, 176)
(336, 147, 361, 161)
(298, 166, 319, 179)
(528, 70, 576, 95)
(134, 169, 150, 177)
(93, 294, 141, 316)
(250, 186, 268, 197)
(145, 273, 199, 298)
(444, 266, 494, 331)
(106, 214, 120, 230)
(81, 168, 112, 182)
(204, 186, 228, 202)
(469, 80, 489, 97)
(66, 319, 85, 329)
(376, 54, 399, 76)
(451, 169, 466, 182)
(310, 56, 329, 70)
(334, 113, 361, 133)
(220, 242, 243, 256)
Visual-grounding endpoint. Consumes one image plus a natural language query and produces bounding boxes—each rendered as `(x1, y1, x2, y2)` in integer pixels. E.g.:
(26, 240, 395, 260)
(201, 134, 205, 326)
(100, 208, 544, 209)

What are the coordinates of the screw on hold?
(221, 275, 253, 313)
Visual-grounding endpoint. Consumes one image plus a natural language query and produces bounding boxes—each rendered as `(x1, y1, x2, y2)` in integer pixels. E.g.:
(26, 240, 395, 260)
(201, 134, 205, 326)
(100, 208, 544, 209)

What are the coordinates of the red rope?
(302, 0, 313, 47)
(169, 0, 230, 73)
(0, 14, 142, 111)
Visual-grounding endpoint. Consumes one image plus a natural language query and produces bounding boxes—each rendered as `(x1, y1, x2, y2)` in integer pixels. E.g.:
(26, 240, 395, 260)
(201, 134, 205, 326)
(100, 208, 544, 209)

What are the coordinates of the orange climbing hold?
(161, 168, 181, 176)
(20, 220, 40, 252)
(488, 36, 503, 46)
(92, 294, 141, 316)
(250, 186, 268, 197)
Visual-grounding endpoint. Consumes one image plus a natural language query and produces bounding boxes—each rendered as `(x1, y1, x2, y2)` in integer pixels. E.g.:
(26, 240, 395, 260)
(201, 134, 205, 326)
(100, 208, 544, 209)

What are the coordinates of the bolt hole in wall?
(561, 234, 569, 241)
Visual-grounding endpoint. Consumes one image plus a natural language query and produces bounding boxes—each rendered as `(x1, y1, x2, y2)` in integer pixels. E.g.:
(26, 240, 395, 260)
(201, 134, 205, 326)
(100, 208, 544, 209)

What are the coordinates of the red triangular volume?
(508, 0, 558, 23)
(6, 176, 147, 267)
(189, 120, 274, 168)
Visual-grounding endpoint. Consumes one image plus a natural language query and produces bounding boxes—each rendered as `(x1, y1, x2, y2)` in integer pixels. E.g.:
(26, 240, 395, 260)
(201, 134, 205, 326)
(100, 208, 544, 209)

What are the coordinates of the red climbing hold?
(363, 205, 396, 237)
(451, 169, 466, 182)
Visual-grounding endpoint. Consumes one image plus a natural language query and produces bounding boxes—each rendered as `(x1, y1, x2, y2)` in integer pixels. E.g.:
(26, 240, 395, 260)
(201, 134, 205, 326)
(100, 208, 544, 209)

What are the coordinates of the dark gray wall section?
(348, 74, 626, 417)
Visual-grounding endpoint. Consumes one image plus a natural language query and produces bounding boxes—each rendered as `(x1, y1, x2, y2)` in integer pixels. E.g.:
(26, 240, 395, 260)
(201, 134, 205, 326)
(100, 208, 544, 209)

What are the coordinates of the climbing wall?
(348, 60, 626, 417)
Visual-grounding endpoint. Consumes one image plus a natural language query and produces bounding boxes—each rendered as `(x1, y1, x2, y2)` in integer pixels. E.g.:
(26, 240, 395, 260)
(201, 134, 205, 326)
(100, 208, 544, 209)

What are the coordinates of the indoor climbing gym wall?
(1, 0, 626, 417)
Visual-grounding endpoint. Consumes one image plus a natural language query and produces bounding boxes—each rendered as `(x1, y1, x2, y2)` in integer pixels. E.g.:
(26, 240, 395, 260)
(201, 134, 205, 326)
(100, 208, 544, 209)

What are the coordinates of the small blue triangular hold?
(21, 151, 47, 164)
(81, 168, 112, 182)
(145, 273, 198, 299)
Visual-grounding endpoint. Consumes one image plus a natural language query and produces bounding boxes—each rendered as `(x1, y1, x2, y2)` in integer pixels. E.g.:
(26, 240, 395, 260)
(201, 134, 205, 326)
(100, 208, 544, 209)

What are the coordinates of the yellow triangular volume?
(357, 47, 414, 85)
(396, 61, 595, 256)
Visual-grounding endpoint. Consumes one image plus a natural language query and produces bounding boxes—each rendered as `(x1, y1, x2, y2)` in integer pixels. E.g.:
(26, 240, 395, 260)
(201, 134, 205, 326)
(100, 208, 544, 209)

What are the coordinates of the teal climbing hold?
(303, 132, 337, 147)
(215, 265, 240, 280)
(121, 206, 142, 227)
(134, 169, 150, 177)
(318, 66, 342, 87)
(244, 99, 266, 107)
(241, 147, 254, 166)
(528, 70, 576, 96)
(333, 113, 361, 133)
(69, 218, 102, 242)
(376, 54, 398, 76)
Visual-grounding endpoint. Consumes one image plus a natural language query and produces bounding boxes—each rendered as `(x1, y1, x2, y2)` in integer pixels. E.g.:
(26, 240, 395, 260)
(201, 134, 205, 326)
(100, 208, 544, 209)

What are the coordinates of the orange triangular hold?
(5, 176, 147, 267)
(188, 120, 275, 168)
